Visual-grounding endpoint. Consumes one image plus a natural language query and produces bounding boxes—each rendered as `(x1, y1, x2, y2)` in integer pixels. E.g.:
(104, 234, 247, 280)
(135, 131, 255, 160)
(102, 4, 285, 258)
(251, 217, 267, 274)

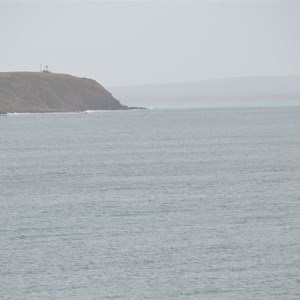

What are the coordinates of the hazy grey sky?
(1, 1, 299, 86)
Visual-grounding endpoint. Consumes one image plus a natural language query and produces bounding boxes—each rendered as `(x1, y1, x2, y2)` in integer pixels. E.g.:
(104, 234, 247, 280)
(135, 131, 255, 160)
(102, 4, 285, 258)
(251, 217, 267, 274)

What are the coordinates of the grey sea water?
(0, 107, 300, 299)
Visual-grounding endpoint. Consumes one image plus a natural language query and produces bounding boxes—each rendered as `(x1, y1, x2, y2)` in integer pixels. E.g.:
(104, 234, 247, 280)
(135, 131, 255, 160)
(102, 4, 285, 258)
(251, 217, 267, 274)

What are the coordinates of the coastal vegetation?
(0, 72, 128, 113)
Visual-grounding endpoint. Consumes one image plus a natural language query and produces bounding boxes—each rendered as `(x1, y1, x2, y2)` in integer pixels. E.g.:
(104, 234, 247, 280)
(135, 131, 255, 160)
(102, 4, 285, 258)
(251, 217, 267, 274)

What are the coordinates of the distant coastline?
(109, 76, 300, 108)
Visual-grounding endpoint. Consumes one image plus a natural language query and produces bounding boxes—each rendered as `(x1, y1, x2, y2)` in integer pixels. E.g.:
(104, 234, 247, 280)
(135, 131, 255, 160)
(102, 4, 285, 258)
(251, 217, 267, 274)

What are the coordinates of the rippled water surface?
(1, 108, 300, 299)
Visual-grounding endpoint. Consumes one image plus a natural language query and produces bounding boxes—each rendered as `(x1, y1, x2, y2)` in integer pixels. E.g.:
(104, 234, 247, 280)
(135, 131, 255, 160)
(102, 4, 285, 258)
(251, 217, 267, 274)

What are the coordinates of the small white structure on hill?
(40, 63, 51, 73)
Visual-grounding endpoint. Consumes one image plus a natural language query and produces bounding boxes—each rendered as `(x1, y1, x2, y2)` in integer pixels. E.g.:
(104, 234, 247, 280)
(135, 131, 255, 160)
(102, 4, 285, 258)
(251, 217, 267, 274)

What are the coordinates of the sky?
(0, 1, 300, 87)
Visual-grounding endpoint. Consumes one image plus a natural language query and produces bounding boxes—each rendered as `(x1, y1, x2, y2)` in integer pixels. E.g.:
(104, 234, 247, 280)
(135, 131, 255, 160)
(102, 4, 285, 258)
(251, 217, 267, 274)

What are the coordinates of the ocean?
(1, 107, 299, 299)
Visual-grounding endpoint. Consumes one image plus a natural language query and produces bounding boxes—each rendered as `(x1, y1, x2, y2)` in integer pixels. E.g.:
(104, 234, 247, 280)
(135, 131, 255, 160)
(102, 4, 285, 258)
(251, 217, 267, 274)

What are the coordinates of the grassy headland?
(0, 72, 128, 113)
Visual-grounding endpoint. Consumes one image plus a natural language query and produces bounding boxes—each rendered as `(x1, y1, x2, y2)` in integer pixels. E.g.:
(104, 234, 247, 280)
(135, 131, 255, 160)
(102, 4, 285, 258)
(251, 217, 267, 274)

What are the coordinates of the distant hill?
(109, 76, 300, 108)
(0, 72, 129, 113)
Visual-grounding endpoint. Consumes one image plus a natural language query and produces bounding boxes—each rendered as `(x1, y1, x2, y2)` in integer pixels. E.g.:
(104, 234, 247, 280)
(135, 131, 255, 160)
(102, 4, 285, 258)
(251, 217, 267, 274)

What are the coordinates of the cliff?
(0, 72, 128, 113)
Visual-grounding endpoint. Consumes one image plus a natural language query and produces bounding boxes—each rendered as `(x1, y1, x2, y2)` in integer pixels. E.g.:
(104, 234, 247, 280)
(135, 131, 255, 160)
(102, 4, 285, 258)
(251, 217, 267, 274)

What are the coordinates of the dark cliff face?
(0, 72, 128, 113)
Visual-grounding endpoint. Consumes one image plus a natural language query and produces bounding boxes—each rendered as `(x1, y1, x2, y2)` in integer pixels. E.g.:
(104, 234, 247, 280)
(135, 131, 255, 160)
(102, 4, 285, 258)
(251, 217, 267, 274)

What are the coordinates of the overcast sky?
(0, 1, 299, 86)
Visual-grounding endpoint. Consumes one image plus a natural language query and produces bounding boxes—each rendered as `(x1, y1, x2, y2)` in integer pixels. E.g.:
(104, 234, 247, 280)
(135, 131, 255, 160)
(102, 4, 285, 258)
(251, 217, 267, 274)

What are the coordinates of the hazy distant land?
(1, 74, 300, 113)
(0, 72, 129, 114)
(109, 76, 300, 108)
